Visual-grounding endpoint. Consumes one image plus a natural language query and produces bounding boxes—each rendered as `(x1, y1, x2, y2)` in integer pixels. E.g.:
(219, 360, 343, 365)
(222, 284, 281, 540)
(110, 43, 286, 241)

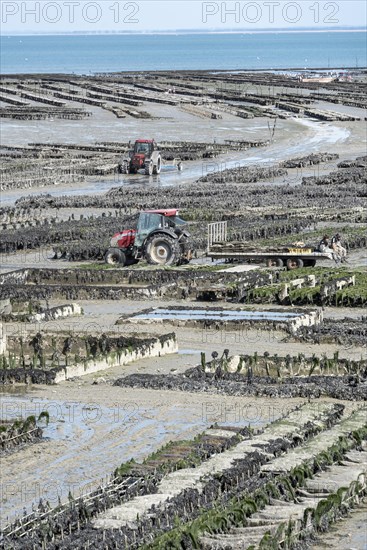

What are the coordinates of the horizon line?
(2, 25, 367, 36)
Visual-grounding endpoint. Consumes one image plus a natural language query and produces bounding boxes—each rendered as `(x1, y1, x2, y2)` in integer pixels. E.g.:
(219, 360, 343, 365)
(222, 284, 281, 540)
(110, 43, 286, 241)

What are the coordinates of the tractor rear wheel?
(104, 248, 126, 266)
(145, 234, 179, 266)
(153, 155, 161, 174)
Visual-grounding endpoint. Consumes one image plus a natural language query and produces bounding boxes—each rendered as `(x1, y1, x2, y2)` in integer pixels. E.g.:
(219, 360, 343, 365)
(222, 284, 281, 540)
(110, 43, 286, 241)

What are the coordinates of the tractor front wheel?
(120, 161, 129, 174)
(104, 248, 126, 266)
(145, 234, 179, 266)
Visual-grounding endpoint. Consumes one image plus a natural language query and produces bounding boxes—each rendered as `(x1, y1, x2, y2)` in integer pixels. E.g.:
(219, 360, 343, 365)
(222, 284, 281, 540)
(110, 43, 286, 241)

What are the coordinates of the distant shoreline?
(1, 67, 366, 78)
(3, 28, 367, 37)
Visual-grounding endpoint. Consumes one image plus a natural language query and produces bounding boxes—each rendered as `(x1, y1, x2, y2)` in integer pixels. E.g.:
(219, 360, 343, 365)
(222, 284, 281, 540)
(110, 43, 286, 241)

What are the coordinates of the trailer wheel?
(153, 155, 161, 174)
(145, 234, 179, 266)
(296, 258, 304, 268)
(104, 248, 126, 266)
(266, 258, 283, 268)
(286, 258, 298, 270)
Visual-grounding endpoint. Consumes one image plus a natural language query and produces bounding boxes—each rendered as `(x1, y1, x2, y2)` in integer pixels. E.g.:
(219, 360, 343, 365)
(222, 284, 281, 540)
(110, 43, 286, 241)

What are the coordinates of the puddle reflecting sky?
(133, 307, 302, 322)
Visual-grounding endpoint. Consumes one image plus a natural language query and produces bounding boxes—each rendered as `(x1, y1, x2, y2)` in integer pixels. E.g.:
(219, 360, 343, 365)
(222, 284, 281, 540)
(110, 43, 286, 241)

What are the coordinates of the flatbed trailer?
(207, 222, 332, 270)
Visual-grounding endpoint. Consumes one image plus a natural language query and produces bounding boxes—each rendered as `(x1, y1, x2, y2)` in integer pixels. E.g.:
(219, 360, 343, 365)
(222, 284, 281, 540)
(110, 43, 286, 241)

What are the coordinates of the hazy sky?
(1, 0, 366, 33)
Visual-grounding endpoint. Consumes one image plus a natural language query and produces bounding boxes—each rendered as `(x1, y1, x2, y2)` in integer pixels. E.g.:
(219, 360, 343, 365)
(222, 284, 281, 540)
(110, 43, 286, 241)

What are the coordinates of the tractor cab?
(135, 209, 185, 248)
(133, 140, 155, 156)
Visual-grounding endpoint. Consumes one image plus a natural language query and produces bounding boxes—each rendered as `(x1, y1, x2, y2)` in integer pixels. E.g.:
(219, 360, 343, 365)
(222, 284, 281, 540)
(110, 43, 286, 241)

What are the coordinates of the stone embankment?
(0, 333, 177, 385)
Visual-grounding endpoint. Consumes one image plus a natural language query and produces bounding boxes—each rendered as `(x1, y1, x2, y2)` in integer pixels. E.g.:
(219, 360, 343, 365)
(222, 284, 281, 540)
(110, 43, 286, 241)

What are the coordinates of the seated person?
(318, 235, 336, 261)
(331, 233, 347, 263)
(318, 235, 332, 253)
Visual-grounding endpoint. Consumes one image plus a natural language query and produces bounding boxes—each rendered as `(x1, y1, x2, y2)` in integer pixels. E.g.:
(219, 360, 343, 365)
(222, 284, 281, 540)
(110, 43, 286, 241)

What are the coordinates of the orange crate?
(287, 248, 312, 254)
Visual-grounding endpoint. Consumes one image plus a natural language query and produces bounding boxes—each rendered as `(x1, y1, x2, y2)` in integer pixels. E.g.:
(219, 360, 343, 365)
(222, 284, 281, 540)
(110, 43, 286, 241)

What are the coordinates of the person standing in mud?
(331, 233, 348, 263)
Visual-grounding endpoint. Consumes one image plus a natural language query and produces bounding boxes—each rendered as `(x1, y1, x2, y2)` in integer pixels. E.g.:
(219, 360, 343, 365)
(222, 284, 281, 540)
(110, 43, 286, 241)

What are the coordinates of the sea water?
(1, 31, 366, 74)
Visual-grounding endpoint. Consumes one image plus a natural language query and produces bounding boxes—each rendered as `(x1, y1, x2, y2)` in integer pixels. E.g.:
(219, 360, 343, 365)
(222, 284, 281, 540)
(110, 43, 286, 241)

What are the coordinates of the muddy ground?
(311, 501, 367, 549)
(0, 70, 366, 549)
(0, 384, 305, 527)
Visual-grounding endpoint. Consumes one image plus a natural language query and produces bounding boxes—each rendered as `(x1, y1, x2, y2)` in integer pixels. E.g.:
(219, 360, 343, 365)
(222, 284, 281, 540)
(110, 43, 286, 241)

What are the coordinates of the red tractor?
(105, 209, 192, 267)
(119, 139, 162, 175)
